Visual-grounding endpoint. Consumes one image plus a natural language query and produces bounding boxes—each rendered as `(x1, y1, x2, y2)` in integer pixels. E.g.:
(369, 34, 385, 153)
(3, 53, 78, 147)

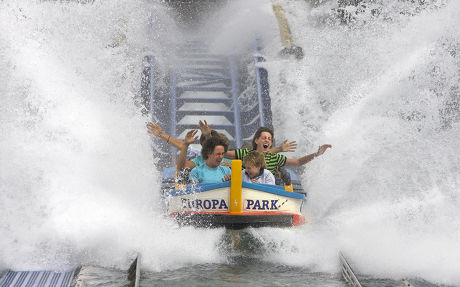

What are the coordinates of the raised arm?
(177, 129, 198, 171)
(224, 150, 236, 159)
(147, 122, 184, 150)
(269, 140, 297, 153)
(285, 144, 332, 166)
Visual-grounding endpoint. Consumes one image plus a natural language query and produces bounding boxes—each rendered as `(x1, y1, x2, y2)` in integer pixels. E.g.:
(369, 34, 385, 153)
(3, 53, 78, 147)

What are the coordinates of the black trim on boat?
(173, 213, 294, 229)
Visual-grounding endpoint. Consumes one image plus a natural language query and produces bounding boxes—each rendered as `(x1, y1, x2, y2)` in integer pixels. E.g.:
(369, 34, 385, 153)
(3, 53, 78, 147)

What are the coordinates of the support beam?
(272, 4, 304, 59)
(128, 254, 140, 287)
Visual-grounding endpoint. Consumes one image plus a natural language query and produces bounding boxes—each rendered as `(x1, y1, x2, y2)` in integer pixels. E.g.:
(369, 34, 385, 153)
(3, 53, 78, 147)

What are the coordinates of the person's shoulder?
(189, 166, 200, 180)
(263, 169, 274, 176)
(192, 156, 205, 166)
(190, 166, 200, 174)
(263, 169, 275, 184)
(241, 170, 250, 182)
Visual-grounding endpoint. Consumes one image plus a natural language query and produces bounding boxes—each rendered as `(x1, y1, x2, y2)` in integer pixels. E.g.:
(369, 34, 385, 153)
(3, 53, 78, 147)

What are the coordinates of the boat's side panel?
(242, 187, 303, 214)
(166, 186, 304, 215)
(166, 187, 229, 214)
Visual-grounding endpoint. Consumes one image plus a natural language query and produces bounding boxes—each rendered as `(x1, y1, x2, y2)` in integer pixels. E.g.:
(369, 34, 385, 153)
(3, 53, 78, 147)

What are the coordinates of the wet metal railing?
(340, 252, 363, 287)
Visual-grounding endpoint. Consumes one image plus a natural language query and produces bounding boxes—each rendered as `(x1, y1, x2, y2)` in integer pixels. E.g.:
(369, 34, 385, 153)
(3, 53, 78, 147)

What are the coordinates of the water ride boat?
(160, 160, 306, 229)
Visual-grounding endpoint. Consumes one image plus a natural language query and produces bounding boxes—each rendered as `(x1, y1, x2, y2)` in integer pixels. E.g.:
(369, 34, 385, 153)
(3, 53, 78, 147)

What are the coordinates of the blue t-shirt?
(189, 163, 231, 183)
(192, 156, 232, 168)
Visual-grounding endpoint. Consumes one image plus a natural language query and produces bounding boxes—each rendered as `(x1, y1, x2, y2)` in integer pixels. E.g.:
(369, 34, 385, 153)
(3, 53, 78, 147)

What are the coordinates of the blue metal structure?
(0, 270, 76, 287)
(253, 39, 273, 129)
(144, 40, 253, 166)
(169, 41, 243, 151)
(240, 39, 273, 143)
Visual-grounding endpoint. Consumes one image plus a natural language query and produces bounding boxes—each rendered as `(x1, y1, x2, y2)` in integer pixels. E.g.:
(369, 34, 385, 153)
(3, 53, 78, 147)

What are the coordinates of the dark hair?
(200, 130, 219, 146)
(243, 151, 266, 169)
(217, 132, 230, 149)
(201, 136, 229, 160)
(252, 127, 274, 150)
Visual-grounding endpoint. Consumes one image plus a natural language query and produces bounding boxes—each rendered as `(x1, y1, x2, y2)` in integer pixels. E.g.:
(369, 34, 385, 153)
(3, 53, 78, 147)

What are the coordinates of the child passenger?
(242, 151, 275, 185)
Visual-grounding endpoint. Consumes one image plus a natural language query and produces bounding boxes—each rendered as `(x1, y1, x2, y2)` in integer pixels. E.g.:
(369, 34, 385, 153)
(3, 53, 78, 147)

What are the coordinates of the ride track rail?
(340, 252, 363, 287)
(0, 256, 140, 287)
(340, 252, 418, 287)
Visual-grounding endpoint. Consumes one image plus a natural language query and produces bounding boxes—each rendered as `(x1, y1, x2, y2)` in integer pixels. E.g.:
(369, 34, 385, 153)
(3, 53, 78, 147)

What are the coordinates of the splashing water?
(1, 0, 460, 285)
(0, 0, 224, 272)
(261, 0, 460, 285)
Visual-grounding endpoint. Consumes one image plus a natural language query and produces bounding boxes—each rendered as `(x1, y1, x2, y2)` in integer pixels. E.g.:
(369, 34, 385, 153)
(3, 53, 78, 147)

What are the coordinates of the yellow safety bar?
(174, 166, 187, 190)
(230, 160, 243, 214)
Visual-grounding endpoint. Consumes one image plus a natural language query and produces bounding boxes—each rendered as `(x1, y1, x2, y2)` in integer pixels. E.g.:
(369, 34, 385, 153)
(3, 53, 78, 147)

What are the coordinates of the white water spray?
(1, 0, 460, 285)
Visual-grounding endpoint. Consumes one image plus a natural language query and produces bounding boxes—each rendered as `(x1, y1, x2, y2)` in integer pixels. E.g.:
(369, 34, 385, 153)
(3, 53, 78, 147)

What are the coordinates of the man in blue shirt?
(189, 136, 231, 183)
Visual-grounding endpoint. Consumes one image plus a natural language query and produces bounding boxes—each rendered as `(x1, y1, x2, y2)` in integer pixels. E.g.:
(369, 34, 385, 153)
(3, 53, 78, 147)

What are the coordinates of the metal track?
(340, 252, 363, 287)
(0, 269, 77, 287)
(128, 254, 140, 287)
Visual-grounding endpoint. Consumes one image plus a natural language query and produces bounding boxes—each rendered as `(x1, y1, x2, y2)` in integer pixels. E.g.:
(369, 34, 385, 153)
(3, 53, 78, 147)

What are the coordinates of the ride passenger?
(189, 136, 232, 184)
(224, 127, 331, 176)
(147, 120, 212, 160)
(178, 129, 232, 171)
(241, 151, 275, 185)
(147, 120, 297, 171)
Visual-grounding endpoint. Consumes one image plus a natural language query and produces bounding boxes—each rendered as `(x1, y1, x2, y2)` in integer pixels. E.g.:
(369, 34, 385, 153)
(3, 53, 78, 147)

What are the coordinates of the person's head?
(243, 151, 266, 178)
(199, 130, 230, 148)
(201, 136, 229, 168)
(217, 132, 230, 149)
(199, 130, 219, 146)
(252, 127, 274, 152)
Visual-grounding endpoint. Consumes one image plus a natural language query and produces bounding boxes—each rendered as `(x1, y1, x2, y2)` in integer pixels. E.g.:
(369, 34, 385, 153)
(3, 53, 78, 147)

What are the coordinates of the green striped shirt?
(234, 148, 286, 175)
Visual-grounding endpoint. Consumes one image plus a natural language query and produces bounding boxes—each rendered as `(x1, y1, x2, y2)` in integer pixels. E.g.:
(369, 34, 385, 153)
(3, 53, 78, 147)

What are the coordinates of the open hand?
(316, 144, 332, 156)
(185, 129, 199, 145)
(147, 122, 162, 137)
(280, 140, 297, 152)
(198, 120, 213, 137)
(222, 174, 231, 182)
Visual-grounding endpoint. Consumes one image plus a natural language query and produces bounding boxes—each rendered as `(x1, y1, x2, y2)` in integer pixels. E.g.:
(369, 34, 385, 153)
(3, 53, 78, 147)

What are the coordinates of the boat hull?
(165, 181, 306, 229)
